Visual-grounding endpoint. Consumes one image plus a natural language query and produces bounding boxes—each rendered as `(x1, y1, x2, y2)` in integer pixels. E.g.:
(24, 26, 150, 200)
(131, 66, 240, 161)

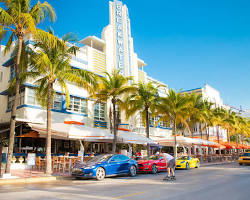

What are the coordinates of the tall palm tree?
(95, 70, 135, 153)
(212, 107, 225, 154)
(202, 100, 215, 155)
(185, 92, 203, 136)
(157, 89, 191, 158)
(0, 26, 6, 51)
(28, 30, 97, 175)
(0, 0, 56, 174)
(123, 82, 161, 157)
(185, 93, 204, 154)
(220, 109, 235, 145)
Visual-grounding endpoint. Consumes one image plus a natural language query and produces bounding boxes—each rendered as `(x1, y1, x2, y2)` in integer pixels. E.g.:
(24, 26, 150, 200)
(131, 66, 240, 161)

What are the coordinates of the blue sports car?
(71, 154, 138, 180)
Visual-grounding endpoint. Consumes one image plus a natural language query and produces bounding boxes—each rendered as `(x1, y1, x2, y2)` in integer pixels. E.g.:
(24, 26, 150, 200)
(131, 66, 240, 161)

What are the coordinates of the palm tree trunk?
(217, 126, 221, 155)
(5, 37, 23, 174)
(0, 145, 2, 177)
(112, 99, 117, 153)
(227, 129, 230, 155)
(173, 118, 177, 158)
(206, 124, 211, 155)
(235, 129, 239, 156)
(45, 82, 53, 175)
(227, 129, 230, 143)
(145, 107, 150, 157)
(199, 123, 202, 139)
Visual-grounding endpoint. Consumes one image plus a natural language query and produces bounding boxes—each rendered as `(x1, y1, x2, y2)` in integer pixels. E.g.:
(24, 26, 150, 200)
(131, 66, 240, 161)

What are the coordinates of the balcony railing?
(94, 120, 107, 128)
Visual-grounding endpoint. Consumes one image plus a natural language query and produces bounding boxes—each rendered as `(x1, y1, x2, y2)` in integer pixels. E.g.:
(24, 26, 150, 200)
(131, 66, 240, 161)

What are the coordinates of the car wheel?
(239, 163, 243, 166)
(196, 161, 200, 168)
(151, 164, 157, 174)
(129, 165, 137, 177)
(186, 162, 189, 170)
(96, 167, 105, 181)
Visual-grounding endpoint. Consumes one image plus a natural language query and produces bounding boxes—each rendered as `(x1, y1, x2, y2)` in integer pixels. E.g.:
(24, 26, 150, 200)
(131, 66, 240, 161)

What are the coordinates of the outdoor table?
(58, 156, 78, 175)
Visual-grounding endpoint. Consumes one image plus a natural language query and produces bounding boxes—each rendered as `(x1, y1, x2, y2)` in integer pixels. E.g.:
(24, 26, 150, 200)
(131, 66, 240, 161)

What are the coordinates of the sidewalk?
(201, 160, 236, 167)
(0, 169, 58, 185)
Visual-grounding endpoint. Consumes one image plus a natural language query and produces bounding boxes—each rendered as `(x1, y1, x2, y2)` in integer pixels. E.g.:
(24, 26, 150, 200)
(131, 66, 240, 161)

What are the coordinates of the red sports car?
(137, 154, 167, 174)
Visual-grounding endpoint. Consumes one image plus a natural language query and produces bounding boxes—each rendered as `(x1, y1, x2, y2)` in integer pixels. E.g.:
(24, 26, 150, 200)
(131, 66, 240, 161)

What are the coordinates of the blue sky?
(3, 0, 250, 110)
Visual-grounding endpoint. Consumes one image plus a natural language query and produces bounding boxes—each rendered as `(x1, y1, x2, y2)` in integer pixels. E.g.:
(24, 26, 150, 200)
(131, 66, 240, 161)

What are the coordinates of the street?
(0, 162, 249, 200)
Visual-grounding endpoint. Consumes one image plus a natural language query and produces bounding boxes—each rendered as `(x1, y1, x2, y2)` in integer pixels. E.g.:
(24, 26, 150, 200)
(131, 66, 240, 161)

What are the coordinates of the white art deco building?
(181, 84, 228, 142)
(0, 0, 170, 153)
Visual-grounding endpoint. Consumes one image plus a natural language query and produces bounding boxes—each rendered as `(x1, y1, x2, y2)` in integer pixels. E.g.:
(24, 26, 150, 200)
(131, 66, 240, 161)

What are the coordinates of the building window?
(27, 87, 38, 105)
(26, 87, 62, 110)
(94, 103, 105, 121)
(68, 96, 87, 114)
(7, 88, 25, 110)
(159, 120, 168, 128)
(53, 95, 62, 110)
(10, 65, 15, 80)
(150, 116, 159, 127)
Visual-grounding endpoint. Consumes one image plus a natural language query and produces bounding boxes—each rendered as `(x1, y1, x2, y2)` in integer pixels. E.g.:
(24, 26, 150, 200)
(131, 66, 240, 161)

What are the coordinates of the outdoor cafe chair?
(35, 156, 45, 171)
(52, 156, 60, 172)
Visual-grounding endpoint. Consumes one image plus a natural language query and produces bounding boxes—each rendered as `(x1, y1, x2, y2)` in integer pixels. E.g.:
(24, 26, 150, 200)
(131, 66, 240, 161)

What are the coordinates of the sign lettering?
(114, 0, 125, 75)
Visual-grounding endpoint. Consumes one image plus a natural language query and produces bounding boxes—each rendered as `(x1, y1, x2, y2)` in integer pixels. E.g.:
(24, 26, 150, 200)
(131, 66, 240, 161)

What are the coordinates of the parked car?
(175, 156, 200, 169)
(137, 154, 167, 174)
(238, 152, 250, 165)
(71, 154, 137, 180)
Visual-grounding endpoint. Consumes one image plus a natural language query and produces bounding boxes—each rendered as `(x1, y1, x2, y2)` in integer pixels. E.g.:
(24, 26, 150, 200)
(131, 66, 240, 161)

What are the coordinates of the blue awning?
(0, 89, 9, 95)
(2, 58, 14, 67)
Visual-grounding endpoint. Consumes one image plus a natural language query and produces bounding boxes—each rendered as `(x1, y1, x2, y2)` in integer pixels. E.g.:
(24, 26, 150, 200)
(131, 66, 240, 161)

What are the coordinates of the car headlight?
(84, 166, 95, 169)
(72, 168, 82, 173)
(144, 163, 151, 166)
(181, 161, 186, 163)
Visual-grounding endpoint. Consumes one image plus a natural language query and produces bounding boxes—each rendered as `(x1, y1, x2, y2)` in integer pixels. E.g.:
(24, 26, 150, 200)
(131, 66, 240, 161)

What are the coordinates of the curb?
(201, 161, 236, 167)
(56, 176, 75, 181)
(0, 176, 57, 185)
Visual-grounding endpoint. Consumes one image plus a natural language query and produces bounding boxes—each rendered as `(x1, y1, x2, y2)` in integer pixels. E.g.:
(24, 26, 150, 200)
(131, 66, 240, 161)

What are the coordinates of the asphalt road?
(0, 162, 249, 200)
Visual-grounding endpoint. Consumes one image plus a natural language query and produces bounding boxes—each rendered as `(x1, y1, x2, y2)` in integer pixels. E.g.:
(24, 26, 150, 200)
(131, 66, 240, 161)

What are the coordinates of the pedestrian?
(162, 152, 176, 181)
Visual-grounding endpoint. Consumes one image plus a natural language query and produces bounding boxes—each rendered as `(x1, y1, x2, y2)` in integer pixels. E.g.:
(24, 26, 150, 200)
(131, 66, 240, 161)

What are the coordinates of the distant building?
(181, 84, 228, 142)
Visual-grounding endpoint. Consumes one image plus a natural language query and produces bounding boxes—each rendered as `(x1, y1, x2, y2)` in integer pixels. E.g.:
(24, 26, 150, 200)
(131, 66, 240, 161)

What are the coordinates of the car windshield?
(177, 156, 189, 160)
(242, 153, 250, 157)
(142, 155, 159, 160)
(87, 154, 113, 163)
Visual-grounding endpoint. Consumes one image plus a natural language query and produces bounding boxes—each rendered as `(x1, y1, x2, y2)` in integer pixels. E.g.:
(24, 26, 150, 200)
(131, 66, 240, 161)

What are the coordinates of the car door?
(158, 156, 166, 171)
(107, 155, 121, 175)
(118, 155, 130, 173)
(189, 157, 195, 168)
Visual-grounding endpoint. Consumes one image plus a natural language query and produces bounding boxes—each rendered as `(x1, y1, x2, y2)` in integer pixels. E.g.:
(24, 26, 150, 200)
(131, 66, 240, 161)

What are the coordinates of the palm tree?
(123, 82, 161, 157)
(0, 0, 56, 174)
(212, 107, 226, 155)
(202, 100, 215, 155)
(0, 26, 7, 51)
(0, 135, 8, 177)
(157, 89, 191, 158)
(184, 93, 204, 155)
(28, 30, 97, 175)
(94, 70, 135, 153)
(220, 109, 235, 145)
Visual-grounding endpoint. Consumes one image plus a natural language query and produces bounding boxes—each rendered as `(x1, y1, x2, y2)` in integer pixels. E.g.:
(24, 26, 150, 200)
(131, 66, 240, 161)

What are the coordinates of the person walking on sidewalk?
(162, 153, 176, 181)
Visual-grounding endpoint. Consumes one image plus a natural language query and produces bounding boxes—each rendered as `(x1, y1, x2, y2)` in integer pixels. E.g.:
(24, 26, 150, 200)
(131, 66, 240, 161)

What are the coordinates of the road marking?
(114, 191, 145, 199)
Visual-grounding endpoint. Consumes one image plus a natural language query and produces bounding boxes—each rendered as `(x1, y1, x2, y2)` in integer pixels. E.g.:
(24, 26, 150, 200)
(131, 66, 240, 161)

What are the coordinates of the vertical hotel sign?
(114, 0, 125, 75)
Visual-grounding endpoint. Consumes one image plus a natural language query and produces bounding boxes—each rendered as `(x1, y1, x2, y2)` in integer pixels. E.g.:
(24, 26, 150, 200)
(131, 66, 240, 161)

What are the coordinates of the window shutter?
(0, 71, 3, 82)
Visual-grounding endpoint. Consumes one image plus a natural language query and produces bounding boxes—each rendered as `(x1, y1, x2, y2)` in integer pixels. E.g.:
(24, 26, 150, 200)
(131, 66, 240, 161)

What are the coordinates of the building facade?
(0, 0, 170, 153)
(181, 84, 228, 142)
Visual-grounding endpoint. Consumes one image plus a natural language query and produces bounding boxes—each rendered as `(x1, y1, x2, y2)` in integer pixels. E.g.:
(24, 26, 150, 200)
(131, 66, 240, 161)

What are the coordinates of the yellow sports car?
(176, 156, 200, 169)
(238, 152, 250, 165)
